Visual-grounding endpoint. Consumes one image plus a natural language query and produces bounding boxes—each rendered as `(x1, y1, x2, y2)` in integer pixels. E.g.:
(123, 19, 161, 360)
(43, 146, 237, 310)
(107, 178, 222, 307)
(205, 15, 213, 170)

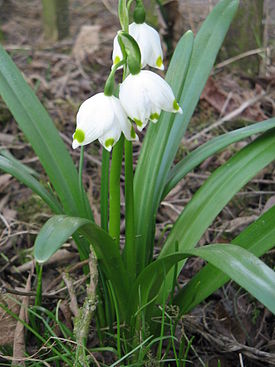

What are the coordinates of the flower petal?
(112, 34, 123, 69)
(109, 96, 138, 141)
(129, 22, 164, 70)
(119, 74, 151, 124)
(140, 70, 181, 113)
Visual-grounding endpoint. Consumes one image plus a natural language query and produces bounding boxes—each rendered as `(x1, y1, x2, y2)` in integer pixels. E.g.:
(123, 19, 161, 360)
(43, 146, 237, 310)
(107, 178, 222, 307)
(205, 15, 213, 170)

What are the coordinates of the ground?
(0, 0, 275, 366)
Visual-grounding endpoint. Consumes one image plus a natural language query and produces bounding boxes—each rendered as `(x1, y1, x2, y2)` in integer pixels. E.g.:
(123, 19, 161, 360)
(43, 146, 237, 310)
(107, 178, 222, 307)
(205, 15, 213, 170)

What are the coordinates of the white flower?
(112, 22, 164, 70)
(72, 93, 137, 151)
(119, 70, 182, 131)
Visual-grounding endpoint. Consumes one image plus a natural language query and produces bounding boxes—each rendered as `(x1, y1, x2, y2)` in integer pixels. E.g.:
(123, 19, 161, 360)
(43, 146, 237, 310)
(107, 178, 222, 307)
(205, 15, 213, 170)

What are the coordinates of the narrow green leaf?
(134, 30, 194, 273)
(0, 45, 92, 220)
(159, 130, 275, 300)
(134, 0, 239, 273)
(34, 215, 130, 318)
(129, 253, 186, 321)
(0, 156, 62, 214)
(1, 149, 40, 178)
(131, 242, 275, 321)
(163, 117, 275, 198)
(189, 244, 275, 314)
(175, 204, 275, 313)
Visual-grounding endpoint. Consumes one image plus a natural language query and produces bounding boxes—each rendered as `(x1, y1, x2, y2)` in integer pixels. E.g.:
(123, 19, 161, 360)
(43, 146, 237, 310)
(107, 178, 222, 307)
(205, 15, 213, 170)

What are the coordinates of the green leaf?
(129, 253, 186, 321)
(191, 244, 275, 313)
(134, 0, 239, 273)
(0, 45, 92, 220)
(118, 31, 141, 75)
(34, 215, 130, 318)
(174, 204, 275, 314)
(190, 244, 275, 314)
(1, 149, 40, 178)
(0, 155, 62, 214)
(131, 242, 275, 321)
(163, 117, 275, 198)
(134, 29, 194, 273)
(158, 130, 275, 300)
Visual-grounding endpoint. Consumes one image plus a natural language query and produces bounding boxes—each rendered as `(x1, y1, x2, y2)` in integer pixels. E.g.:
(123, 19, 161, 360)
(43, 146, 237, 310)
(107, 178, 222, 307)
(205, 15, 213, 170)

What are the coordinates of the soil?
(0, 0, 275, 366)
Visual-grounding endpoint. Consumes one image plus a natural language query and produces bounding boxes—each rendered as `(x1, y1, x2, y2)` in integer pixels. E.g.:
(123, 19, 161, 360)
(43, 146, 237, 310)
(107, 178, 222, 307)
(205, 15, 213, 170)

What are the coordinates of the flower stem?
(118, 0, 129, 32)
(109, 135, 124, 247)
(101, 148, 110, 231)
(79, 146, 84, 190)
(78, 145, 91, 221)
(123, 139, 135, 278)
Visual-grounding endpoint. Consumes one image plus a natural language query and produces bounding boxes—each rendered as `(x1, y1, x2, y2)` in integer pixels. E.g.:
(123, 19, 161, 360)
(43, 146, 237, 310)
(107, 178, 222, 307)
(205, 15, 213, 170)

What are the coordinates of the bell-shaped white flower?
(72, 93, 137, 151)
(119, 70, 182, 131)
(112, 22, 164, 70)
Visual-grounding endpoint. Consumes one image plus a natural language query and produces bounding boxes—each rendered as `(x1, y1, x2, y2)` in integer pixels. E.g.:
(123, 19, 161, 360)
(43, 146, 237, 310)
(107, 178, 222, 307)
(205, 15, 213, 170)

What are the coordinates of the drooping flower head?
(112, 22, 164, 71)
(72, 93, 137, 151)
(119, 70, 182, 131)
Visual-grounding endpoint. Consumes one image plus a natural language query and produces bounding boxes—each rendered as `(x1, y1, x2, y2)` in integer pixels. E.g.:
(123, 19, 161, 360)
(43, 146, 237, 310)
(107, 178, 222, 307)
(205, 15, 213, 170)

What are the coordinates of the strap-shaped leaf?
(1, 149, 40, 178)
(174, 204, 275, 313)
(134, 0, 239, 273)
(0, 155, 62, 214)
(158, 130, 275, 299)
(34, 215, 130, 318)
(0, 45, 92, 220)
(190, 245, 275, 314)
(163, 117, 275, 198)
(134, 29, 194, 273)
(130, 244, 275, 321)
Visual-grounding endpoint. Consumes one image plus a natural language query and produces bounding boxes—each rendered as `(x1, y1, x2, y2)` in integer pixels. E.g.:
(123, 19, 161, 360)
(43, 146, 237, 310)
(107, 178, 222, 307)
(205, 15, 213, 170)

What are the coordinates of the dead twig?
(62, 273, 79, 318)
(214, 48, 270, 70)
(74, 247, 98, 366)
(0, 286, 65, 300)
(189, 91, 267, 143)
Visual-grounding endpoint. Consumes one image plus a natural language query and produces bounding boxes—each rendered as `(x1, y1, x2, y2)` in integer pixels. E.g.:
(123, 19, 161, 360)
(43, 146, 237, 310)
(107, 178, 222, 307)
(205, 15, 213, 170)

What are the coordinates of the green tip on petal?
(156, 56, 163, 68)
(74, 128, 85, 143)
(173, 99, 180, 111)
(105, 138, 115, 148)
(150, 112, 160, 121)
(134, 118, 143, 128)
(130, 125, 136, 139)
(114, 55, 120, 65)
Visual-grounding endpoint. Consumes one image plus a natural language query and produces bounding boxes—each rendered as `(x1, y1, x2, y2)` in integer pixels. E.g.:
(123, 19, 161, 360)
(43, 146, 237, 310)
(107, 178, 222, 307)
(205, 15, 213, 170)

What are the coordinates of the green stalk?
(78, 146, 84, 190)
(109, 136, 124, 247)
(123, 140, 135, 278)
(109, 281, 121, 360)
(79, 145, 91, 219)
(35, 263, 43, 307)
(118, 0, 129, 32)
(101, 148, 110, 231)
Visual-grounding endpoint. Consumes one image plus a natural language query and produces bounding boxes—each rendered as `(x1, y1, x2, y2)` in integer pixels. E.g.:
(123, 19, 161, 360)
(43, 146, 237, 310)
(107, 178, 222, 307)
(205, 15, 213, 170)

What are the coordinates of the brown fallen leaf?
(13, 249, 78, 273)
(0, 294, 19, 346)
(72, 25, 100, 62)
(201, 77, 236, 115)
(0, 174, 12, 190)
(262, 195, 275, 213)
